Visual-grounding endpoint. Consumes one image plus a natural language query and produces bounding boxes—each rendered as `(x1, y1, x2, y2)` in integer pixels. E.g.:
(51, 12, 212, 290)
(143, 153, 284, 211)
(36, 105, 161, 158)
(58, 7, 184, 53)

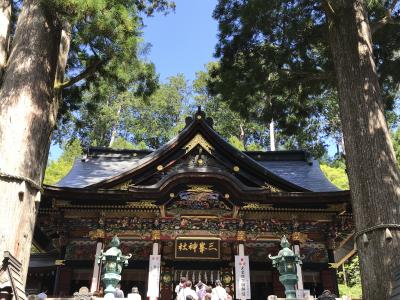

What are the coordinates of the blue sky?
(142, 0, 218, 82)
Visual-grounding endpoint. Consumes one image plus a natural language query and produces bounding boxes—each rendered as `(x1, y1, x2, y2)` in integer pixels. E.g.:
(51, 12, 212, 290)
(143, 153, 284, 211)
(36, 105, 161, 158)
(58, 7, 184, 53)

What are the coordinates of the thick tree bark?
(0, 0, 61, 284)
(325, 1, 400, 299)
(0, 0, 12, 80)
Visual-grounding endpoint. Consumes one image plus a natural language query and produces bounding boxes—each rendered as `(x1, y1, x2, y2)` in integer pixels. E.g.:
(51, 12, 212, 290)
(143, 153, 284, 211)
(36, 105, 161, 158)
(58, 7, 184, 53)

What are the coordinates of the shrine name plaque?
(175, 237, 220, 260)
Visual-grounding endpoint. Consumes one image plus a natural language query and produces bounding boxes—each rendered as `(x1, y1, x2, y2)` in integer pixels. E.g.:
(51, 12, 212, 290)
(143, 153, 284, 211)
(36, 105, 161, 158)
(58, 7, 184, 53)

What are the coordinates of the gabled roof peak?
(184, 106, 214, 128)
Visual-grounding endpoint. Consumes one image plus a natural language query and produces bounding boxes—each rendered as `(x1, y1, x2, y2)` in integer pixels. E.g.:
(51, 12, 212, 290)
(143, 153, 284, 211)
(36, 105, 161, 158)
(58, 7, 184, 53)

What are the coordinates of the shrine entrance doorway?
(163, 260, 234, 299)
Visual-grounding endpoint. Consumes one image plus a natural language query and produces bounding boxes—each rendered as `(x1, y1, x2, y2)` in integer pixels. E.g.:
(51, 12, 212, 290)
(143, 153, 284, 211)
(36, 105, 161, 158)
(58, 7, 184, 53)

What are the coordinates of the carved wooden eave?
(43, 185, 350, 209)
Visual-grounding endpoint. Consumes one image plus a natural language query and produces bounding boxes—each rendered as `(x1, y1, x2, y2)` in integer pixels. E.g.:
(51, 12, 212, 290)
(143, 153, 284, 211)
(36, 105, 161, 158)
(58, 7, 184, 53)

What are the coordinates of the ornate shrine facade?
(28, 108, 354, 299)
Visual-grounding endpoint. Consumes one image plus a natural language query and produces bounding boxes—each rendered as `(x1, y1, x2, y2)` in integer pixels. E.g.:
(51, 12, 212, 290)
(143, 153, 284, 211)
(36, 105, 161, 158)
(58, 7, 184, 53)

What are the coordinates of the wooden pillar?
(90, 241, 103, 293)
(53, 229, 68, 296)
(320, 248, 339, 295)
(88, 229, 105, 294)
(292, 232, 307, 292)
(238, 243, 245, 256)
(57, 267, 72, 296)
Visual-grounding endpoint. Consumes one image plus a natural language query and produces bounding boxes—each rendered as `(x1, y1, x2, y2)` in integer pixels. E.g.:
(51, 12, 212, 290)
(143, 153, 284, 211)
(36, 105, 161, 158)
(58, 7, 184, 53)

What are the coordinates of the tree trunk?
(0, 0, 61, 284)
(269, 119, 276, 151)
(54, 21, 72, 103)
(109, 106, 121, 147)
(325, 1, 400, 299)
(0, 0, 12, 80)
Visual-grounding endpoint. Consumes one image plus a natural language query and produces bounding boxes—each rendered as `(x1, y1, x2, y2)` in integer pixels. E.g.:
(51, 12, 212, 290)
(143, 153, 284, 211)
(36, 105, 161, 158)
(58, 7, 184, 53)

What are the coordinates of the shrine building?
(28, 108, 354, 299)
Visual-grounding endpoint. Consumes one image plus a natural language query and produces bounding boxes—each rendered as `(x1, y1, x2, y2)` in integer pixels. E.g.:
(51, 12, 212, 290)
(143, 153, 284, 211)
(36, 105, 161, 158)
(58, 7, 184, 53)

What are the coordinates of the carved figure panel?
(168, 190, 229, 211)
(65, 240, 97, 260)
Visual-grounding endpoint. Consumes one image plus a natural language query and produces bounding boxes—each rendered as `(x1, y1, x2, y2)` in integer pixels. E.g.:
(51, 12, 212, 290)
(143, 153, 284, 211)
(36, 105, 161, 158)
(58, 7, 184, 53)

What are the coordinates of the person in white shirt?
(127, 287, 141, 300)
(177, 280, 198, 300)
(175, 277, 187, 296)
(211, 280, 227, 300)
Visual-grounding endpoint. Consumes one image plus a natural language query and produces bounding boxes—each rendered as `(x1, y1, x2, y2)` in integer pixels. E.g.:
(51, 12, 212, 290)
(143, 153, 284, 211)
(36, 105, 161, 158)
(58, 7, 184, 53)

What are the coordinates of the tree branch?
(55, 59, 103, 90)
(371, 0, 400, 34)
(321, 0, 335, 19)
(279, 69, 333, 82)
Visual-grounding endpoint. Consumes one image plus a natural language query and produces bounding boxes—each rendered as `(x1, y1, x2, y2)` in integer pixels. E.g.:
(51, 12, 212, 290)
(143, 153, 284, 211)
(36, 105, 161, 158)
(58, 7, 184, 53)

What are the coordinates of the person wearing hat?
(211, 280, 227, 300)
(127, 287, 141, 300)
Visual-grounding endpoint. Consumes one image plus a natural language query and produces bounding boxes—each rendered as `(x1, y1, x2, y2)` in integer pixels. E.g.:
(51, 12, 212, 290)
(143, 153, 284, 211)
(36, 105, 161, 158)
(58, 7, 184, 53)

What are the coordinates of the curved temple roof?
(57, 150, 339, 192)
(56, 109, 340, 193)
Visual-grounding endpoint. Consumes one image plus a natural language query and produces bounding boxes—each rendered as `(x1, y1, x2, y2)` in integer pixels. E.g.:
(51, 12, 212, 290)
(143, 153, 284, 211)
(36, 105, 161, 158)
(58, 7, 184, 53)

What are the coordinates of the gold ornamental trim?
(183, 133, 214, 154)
(291, 232, 308, 244)
(113, 181, 131, 190)
(236, 230, 246, 242)
(186, 185, 214, 193)
(263, 183, 281, 193)
(88, 229, 105, 240)
(242, 203, 273, 210)
(126, 200, 158, 209)
(151, 230, 161, 241)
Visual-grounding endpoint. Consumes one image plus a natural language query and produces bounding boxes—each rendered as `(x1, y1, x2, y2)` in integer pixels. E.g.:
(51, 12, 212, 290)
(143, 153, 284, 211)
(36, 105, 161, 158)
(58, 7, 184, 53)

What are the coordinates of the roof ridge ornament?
(185, 106, 214, 128)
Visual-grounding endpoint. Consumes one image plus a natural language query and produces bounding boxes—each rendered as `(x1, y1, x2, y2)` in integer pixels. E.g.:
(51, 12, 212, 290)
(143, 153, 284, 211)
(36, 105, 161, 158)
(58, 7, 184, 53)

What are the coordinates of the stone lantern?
(97, 236, 132, 295)
(268, 236, 302, 299)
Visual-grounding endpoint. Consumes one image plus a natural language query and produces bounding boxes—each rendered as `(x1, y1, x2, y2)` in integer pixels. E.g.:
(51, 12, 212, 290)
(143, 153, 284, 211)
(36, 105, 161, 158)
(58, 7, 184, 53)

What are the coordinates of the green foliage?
(210, 0, 400, 154)
(338, 284, 362, 299)
(197, 63, 329, 157)
(194, 63, 271, 151)
(49, 0, 175, 127)
(44, 139, 83, 185)
(123, 74, 190, 149)
(392, 127, 400, 164)
(320, 164, 349, 190)
(227, 136, 245, 150)
(110, 137, 147, 150)
(57, 74, 190, 149)
(337, 256, 362, 298)
(56, 63, 336, 157)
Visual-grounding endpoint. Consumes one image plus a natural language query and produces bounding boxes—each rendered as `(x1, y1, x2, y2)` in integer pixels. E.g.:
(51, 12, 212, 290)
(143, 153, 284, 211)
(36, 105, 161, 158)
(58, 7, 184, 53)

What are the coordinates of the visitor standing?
(195, 281, 207, 300)
(224, 288, 232, 300)
(114, 284, 124, 298)
(204, 286, 212, 300)
(177, 280, 198, 300)
(175, 277, 187, 296)
(211, 280, 227, 300)
(127, 287, 141, 300)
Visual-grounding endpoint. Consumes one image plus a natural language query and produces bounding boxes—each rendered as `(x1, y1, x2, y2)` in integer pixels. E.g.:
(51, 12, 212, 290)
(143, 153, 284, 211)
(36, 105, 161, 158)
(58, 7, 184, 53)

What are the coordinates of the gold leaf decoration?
(183, 134, 214, 154)
(263, 183, 281, 192)
(186, 185, 214, 193)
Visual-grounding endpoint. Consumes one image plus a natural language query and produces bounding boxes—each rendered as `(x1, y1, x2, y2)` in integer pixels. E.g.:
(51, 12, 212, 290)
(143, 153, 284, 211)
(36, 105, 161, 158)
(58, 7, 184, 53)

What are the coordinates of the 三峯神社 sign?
(175, 237, 220, 259)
